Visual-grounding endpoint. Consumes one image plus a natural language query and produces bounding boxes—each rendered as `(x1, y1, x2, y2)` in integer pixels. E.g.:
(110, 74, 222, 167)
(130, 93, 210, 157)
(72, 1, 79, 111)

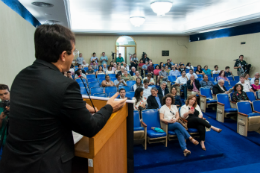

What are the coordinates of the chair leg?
(216, 104, 225, 123)
(165, 137, 168, 147)
(237, 114, 248, 137)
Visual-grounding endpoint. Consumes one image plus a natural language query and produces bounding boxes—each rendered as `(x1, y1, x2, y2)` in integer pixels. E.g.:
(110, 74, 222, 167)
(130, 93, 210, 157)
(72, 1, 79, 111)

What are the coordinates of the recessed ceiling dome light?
(150, 0, 173, 16)
(130, 16, 145, 27)
(32, 2, 54, 7)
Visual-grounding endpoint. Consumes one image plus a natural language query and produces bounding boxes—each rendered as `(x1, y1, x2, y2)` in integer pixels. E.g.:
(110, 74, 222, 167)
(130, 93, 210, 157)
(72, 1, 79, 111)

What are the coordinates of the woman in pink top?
(252, 79, 260, 91)
(153, 65, 161, 76)
(217, 70, 229, 82)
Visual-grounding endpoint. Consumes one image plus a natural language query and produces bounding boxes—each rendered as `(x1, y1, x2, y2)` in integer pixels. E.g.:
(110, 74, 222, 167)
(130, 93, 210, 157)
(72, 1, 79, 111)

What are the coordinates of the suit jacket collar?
(33, 59, 60, 72)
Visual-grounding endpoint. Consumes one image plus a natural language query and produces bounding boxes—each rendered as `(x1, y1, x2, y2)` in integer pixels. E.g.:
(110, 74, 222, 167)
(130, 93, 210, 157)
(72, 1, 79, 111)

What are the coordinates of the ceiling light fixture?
(130, 16, 145, 27)
(32, 2, 54, 7)
(150, 1, 173, 16)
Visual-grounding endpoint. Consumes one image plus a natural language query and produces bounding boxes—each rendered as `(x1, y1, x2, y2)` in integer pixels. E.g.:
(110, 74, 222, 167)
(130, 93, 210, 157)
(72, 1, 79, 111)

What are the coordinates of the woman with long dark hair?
(133, 77, 143, 91)
(133, 88, 147, 110)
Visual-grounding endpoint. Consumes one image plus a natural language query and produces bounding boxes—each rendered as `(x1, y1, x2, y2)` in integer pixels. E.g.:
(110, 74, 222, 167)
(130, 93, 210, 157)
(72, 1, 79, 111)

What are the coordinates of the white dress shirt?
(180, 104, 203, 119)
(143, 87, 152, 99)
(237, 81, 252, 92)
(176, 76, 188, 85)
(186, 73, 198, 79)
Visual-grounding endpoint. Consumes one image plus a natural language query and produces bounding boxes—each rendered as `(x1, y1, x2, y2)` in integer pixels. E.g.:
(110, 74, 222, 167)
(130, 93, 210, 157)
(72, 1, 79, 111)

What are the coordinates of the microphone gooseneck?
(80, 77, 97, 113)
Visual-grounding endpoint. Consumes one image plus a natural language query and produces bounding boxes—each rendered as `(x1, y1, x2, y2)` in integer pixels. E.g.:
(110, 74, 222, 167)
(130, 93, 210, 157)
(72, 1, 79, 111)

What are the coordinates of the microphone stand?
(80, 77, 97, 113)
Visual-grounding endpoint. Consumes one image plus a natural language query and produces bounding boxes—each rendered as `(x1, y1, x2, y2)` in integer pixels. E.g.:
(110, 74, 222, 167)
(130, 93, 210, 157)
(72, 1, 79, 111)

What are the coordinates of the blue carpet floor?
(134, 113, 260, 173)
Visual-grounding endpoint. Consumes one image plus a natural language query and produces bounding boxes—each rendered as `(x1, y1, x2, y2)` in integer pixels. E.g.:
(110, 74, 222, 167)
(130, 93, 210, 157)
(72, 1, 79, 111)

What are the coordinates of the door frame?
(115, 36, 137, 64)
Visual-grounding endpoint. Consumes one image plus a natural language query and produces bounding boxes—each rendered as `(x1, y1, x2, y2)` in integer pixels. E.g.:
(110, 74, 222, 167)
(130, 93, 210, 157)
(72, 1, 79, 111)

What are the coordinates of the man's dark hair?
(255, 78, 259, 82)
(78, 64, 82, 67)
(116, 74, 121, 78)
(143, 79, 149, 84)
(189, 69, 193, 72)
(0, 84, 9, 91)
(119, 88, 125, 92)
(225, 66, 230, 70)
(34, 24, 75, 63)
(214, 65, 218, 68)
(181, 70, 186, 74)
(239, 55, 244, 58)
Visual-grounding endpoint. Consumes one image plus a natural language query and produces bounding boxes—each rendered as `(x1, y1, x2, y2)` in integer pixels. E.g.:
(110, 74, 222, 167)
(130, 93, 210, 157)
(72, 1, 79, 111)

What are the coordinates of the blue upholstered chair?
(168, 76, 176, 82)
(197, 74, 203, 78)
(76, 78, 87, 84)
(230, 81, 237, 87)
(87, 78, 98, 83)
(97, 74, 106, 79)
(142, 109, 167, 147)
(119, 86, 131, 92)
(207, 74, 212, 78)
(98, 78, 105, 83)
(78, 82, 86, 88)
(125, 91, 135, 99)
(224, 81, 230, 87)
(216, 94, 237, 122)
(252, 100, 260, 112)
(185, 69, 189, 73)
(86, 74, 96, 79)
(108, 74, 116, 78)
(134, 110, 147, 150)
(234, 76, 239, 81)
(109, 92, 120, 98)
(197, 78, 203, 82)
(126, 80, 136, 88)
(84, 67, 88, 71)
(200, 87, 217, 113)
(110, 78, 117, 82)
(88, 82, 99, 88)
(208, 77, 215, 82)
(105, 86, 117, 94)
(227, 76, 234, 81)
(93, 93, 107, 97)
(237, 102, 260, 136)
(246, 92, 257, 102)
(213, 74, 218, 81)
(80, 87, 89, 95)
(90, 87, 104, 95)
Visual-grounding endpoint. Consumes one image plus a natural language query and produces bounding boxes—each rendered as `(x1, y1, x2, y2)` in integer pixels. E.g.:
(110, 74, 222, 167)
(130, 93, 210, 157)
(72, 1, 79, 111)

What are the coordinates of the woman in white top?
(180, 95, 222, 150)
(186, 62, 194, 70)
(160, 94, 199, 156)
(112, 63, 117, 72)
(244, 73, 250, 85)
(96, 66, 105, 76)
(133, 88, 147, 110)
(106, 66, 114, 74)
(212, 65, 220, 74)
(133, 78, 144, 91)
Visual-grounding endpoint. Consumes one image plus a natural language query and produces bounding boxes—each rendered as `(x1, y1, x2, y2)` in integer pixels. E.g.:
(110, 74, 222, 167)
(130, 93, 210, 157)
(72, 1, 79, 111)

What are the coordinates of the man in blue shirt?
(169, 66, 180, 77)
(147, 87, 162, 109)
(200, 75, 214, 89)
(100, 52, 108, 65)
(142, 61, 149, 77)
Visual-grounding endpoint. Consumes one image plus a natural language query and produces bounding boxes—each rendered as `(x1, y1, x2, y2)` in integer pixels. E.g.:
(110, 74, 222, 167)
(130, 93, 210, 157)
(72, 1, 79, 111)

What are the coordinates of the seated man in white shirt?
(121, 63, 129, 71)
(174, 71, 188, 100)
(237, 75, 256, 95)
(186, 69, 198, 80)
(250, 72, 260, 85)
(212, 65, 220, 74)
(143, 79, 152, 99)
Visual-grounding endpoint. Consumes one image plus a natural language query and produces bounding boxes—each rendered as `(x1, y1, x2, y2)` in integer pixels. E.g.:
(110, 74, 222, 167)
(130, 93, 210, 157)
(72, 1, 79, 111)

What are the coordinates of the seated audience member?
(114, 74, 127, 87)
(132, 71, 143, 81)
(232, 84, 251, 103)
(165, 59, 172, 67)
(130, 67, 136, 76)
(158, 66, 168, 82)
(175, 71, 188, 100)
(213, 79, 229, 95)
(160, 94, 199, 156)
(142, 61, 149, 76)
(175, 64, 180, 70)
(82, 60, 89, 68)
(203, 65, 211, 75)
(86, 66, 95, 75)
(67, 71, 73, 80)
(101, 75, 115, 87)
(159, 62, 164, 69)
(143, 73, 155, 85)
(153, 65, 161, 77)
(91, 62, 98, 70)
(212, 65, 220, 74)
(200, 75, 214, 89)
(141, 53, 150, 63)
(186, 62, 193, 70)
(76, 53, 84, 65)
(75, 69, 87, 80)
(133, 88, 147, 110)
(143, 79, 152, 99)
(179, 64, 186, 73)
(122, 71, 133, 81)
(96, 66, 105, 75)
(90, 52, 98, 65)
(133, 77, 144, 91)
(244, 73, 251, 85)
(169, 66, 180, 77)
(112, 63, 117, 72)
(103, 64, 108, 72)
(158, 81, 169, 97)
(224, 66, 233, 77)
(138, 59, 145, 72)
(122, 63, 129, 71)
(181, 95, 222, 150)
(147, 87, 163, 109)
(130, 53, 138, 69)
(69, 64, 75, 75)
(250, 72, 260, 85)
(217, 70, 230, 82)
(196, 65, 204, 75)
(237, 75, 255, 94)
(147, 62, 155, 75)
(251, 79, 260, 98)
(165, 65, 170, 73)
(115, 66, 121, 75)
(186, 69, 198, 80)
(116, 53, 124, 66)
(170, 87, 182, 107)
(106, 66, 114, 74)
(75, 64, 86, 74)
(119, 88, 127, 99)
(187, 75, 201, 95)
(109, 61, 114, 67)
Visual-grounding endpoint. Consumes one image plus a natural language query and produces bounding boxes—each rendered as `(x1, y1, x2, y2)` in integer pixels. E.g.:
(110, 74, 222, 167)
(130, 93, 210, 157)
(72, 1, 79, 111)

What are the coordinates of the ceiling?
(19, 0, 260, 35)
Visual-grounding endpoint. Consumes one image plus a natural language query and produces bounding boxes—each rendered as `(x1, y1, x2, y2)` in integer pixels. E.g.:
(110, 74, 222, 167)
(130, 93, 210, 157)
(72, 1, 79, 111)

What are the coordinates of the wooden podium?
(74, 96, 134, 173)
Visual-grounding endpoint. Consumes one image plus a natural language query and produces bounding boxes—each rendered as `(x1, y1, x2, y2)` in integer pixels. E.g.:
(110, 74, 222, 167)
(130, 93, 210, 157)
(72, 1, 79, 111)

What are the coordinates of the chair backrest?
(109, 92, 120, 98)
(197, 78, 203, 82)
(224, 81, 230, 87)
(227, 76, 234, 81)
(134, 110, 141, 128)
(252, 100, 260, 112)
(105, 86, 117, 94)
(213, 81, 218, 85)
(142, 109, 160, 129)
(88, 78, 98, 83)
(108, 74, 116, 78)
(119, 86, 131, 92)
(93, 93, 107, 97)
(168, 76, 176, 82)
(208, 77, 214, 82)
(207, 74, 212, 78)
(86, 74, 96, 79)
(90, 87, 104, 95)
(80, 87, 89, 95)
(110, 78, 117, 82)
(217, 94, 231, 109)
(197, 74, 203, 78)
(97, 74, 106, 79)
(246, 92, 256, 102)
(200, 87, 213, 99)
(237, 102, 253, 114)
(84, 67, 88, 71)
(98, 78, 105, 83)
(88, 82, 99, 88)
(193, 67, 197, 71)
(76, 78, 87, 83)
(230, 81, 237, 87)
(213, 74, 218, 80)
(225, 86, 232, 91)
(126, 80, 136, 86)
(185, 69, 190, 73)
(126, 91, 135, 98)
(234, 76, 239, 81)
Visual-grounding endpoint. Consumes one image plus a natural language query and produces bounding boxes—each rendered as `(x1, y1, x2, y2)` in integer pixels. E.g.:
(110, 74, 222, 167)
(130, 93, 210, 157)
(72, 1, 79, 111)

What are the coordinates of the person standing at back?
(0, 24, 127, 173)
(100, 52, 108, 65)
(76, 53, 84, 65)
(234, 55, 247, 76)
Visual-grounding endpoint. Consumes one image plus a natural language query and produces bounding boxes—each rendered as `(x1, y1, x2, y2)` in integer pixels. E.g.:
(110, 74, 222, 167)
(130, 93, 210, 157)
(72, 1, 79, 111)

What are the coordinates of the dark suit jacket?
(147, 95, 163, 109)
(187, 79, 201, 91)
(158, 87, 169, 97)
(0, 59, 113, 173)
(213, 84, 227, 94)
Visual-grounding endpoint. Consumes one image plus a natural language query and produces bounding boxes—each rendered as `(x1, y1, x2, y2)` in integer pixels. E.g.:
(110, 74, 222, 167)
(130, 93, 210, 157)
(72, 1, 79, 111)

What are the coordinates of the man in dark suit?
(187, 75, 201, 95)
(158, 81, 169, 97)
(213, 79, 228, 95)
(147, 87, 163, 109)
(0, 24, 127, 173)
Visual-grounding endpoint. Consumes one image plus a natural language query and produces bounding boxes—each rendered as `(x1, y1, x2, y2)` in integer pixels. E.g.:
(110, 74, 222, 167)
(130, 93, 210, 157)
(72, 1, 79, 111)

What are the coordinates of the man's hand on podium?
(86, 104, 99, 113)
(107, 92, 127, 112)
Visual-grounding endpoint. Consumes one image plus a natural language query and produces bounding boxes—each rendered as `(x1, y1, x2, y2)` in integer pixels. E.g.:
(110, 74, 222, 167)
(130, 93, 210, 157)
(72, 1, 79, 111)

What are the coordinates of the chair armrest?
(212, 94, 216, 96)
(230, 101, 237, 104)
(254, 111, 260, 114)
(238, 112, 248, 117)
(200, 95, 206, 98)
(141, 121, 147, 127)
(217, 102, 224, 106)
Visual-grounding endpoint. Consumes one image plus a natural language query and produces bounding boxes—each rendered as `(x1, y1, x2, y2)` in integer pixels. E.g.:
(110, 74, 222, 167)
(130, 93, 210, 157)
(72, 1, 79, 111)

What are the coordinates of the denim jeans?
(168, 122, 190, 151)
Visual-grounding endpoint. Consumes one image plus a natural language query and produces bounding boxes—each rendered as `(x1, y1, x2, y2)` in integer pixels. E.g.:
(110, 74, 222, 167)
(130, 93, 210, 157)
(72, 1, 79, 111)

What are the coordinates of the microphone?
(80, 77, 97, 113)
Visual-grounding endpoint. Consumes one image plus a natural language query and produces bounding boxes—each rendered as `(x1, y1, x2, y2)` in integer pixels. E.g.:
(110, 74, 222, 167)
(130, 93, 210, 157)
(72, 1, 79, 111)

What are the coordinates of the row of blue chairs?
(80, 90, 135, 98)
(80, 86, 134, 95)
